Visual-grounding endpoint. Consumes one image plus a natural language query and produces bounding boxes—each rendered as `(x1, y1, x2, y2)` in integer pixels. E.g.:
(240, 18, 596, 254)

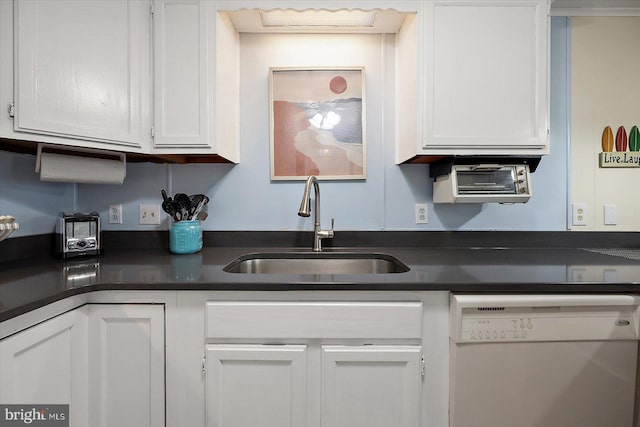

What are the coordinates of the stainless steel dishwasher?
(449, 294, 640, 427)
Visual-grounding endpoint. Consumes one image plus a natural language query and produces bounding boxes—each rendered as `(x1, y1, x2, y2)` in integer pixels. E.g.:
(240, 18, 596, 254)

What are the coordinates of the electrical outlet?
(572, 203, 587, 226)
(139, 204, 161, 225)
(415, 204, 428, 224)
(108, 204, 123, 224)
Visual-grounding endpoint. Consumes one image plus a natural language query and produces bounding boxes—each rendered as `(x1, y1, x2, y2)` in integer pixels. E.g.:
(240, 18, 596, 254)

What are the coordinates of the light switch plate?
(604, 204, 616, 225)
(139, 204, 161, 225)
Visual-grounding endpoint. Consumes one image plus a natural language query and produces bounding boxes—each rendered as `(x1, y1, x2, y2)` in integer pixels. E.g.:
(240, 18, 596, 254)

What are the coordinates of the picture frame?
(269, 67, 366, 180)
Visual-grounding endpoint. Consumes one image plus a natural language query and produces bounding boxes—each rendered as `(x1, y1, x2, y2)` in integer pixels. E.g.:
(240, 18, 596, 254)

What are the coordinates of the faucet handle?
(328, 218, 335, 238)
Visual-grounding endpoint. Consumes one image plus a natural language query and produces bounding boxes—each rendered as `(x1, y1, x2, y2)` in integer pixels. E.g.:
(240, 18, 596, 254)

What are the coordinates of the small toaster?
(55, 212, 102, 258)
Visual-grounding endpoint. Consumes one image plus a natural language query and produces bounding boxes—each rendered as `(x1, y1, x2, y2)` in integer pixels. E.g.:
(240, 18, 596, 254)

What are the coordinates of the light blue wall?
(0, 151, 76, 237)
(0, 18, 571, 237)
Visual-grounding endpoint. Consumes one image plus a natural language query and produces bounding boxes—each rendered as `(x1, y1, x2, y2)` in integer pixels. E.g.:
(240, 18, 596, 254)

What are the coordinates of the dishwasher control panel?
(461, 317, 535, 342)
(450, 294, 640, 343)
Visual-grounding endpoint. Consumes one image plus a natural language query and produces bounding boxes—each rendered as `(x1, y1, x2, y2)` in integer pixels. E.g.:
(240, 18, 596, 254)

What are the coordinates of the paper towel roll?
(38, 152, 126, 184)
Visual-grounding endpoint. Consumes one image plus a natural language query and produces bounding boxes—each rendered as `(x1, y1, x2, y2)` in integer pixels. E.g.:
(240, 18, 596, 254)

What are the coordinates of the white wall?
(2, 19, 570, 236)
(571, 17, 640, 231)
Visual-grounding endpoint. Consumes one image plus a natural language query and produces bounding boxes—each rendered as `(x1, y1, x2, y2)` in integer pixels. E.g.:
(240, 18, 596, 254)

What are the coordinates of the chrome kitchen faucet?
(298, 175, 334, 252)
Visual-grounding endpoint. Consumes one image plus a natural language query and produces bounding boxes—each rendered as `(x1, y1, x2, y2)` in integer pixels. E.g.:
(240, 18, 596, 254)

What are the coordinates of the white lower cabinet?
(0, 304, 165, 427)
(204, 301, 425, 427)
(205, 344, 422, 427)
(1, 292, 450, 427)
(0, 306, 89, 426)
(87, 304, 165, 427)
(321, 346, 422, 427)
(205, 344, 307, 427)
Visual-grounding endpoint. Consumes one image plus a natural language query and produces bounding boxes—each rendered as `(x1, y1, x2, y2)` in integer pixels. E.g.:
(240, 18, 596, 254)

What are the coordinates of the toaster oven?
(55, 212, 102, 258)
(433, 164, 532, 204)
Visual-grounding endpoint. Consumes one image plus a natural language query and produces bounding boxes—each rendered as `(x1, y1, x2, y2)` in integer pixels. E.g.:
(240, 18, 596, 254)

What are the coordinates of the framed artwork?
(269, 67, 366, 180)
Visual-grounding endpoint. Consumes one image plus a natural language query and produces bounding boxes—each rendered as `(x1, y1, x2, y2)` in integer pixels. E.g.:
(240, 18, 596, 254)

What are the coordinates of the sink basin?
(223, 252, 410, 275)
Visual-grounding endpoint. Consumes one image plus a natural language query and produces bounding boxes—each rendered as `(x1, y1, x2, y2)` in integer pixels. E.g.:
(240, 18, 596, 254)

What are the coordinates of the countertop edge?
(3, 280, 640, 324)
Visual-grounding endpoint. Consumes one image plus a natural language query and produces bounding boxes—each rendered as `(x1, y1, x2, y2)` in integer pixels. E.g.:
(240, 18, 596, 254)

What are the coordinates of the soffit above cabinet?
(225, 8, 414, 33)
(551, 0, 640, 16)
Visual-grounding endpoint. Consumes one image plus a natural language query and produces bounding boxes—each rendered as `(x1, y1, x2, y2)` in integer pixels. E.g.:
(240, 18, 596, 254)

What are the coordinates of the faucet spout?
(297, 175, 334, 251)
(297, 176, 317, 218)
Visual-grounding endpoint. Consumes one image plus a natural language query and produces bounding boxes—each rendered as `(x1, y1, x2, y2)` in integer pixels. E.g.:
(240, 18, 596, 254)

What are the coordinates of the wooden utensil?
(615, 126, 627, 151)
(602, 126, 614, 152)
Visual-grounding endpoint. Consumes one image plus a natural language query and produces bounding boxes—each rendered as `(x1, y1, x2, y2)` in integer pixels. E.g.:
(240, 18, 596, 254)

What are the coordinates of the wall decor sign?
(269, 67, 366, 180)
(599, 125, 640, 168)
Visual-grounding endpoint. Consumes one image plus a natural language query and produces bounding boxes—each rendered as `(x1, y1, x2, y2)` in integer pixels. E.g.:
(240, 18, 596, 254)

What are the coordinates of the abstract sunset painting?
(269, 68, 366, 180)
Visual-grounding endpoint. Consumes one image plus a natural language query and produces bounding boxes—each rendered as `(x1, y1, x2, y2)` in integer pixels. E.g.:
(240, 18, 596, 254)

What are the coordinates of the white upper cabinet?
(153, 0, 209, 150)
(425, 0, 549, 154)
(2, 0, 549, 163)
(152, 1, 240, 161)
(0, 0, 239, 161)
(12, 0, 151, 152)
(397, 0, 550, 162)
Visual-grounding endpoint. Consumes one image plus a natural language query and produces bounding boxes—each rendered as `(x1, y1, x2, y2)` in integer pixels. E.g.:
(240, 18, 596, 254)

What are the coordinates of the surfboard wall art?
(599, 125, 640, 168)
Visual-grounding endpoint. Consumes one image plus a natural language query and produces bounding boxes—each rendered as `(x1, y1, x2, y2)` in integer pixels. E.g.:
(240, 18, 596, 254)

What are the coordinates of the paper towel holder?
(35, 143, 127, 184)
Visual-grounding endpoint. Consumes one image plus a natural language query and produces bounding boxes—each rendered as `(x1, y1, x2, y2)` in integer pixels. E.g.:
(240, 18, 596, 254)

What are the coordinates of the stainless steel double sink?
(224, 252, 410, 275)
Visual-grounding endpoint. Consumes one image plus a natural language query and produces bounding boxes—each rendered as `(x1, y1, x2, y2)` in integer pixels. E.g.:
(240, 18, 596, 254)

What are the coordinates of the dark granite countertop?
(2, 233, 640, 322)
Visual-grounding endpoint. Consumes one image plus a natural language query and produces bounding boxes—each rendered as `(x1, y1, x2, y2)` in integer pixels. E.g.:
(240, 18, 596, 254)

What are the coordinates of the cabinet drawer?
(206, 302, 422, 340)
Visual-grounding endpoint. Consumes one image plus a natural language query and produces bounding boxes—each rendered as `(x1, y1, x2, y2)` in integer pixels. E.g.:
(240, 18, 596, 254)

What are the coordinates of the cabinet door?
(152, 0, 239, 160)
(423, 0, 548, 154)
(153, 0, 209, 149)
(14, 0, 151, 151)
(87, 304, 165, 427)
(206, 344, 307, 427)
(0, 307, 89, 426)
(321, 345, 422, 427)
